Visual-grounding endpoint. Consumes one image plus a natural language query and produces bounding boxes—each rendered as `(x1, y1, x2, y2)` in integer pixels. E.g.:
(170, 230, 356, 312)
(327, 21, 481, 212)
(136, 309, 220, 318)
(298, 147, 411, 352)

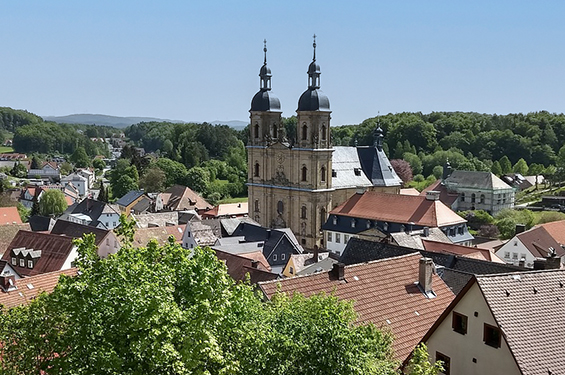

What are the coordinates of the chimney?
(546, 249, 561, 270)
(533, 258, 547, 270)
(0, 274, 16, 292)
(419, 257, 434, 295)
(329, 262, 345, 281)
(251, 260, 258, 268)
(426, 191, 440, 201)
(518, 258, 526, 268)
(515, 224, 526, 234)
(312, 245, 319, 263)
(423, 227, 430, 237)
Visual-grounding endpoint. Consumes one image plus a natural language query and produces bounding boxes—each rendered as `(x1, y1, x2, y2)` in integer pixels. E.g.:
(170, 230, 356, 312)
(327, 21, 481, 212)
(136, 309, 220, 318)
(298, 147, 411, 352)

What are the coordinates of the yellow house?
(115, 190, 148, 216)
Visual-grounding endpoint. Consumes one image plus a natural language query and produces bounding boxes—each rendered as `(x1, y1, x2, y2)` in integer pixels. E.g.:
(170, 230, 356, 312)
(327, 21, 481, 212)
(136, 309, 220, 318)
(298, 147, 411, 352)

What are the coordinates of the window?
(302, 166, 307, 182)
(272, 124, 278, 139)
(11, 257, 16, 266)
(460, 192, 465, 202)
(301, 206, 307, 219)
(332, 216, 338, 225)
(321, 166, 326, 182)
(320, 208, 326, 226)
(113, 222, 116, 227)
(302, 124, 308, 140)
(383, 222, 389, 231)
(336, 233, 341, 243)
(480, 194, 485, 204)
(512, 252, 518, 260)
(106, 238, 110, 246)
(19, 259, 24, 267)
(458, 226, 464, 235)
(351, 219, 356, 228)
(289, 266, 294, 274)
(281, 253, 286, 261)
(277, 201, 284, 214)
(484, 323, 501, 348)
(471, 193, 476, 203)
(321, 124, 327, 140)
(254, 163, 260, 177)
(452, 312, 468, 334)
(332, 169, 337, 177)
(28, 260, 33, 269)
(504, 251, 510, 259)
(254, 124, 259, 138)
(436, 352, 451, 375)
(354, 168, 361, 176)
(344, 235, 349, 243)
(254, 199, 260, 212)
(520, 253, 526, 260)
(273, 254, 278, 261)
(327, 232, 332, 242)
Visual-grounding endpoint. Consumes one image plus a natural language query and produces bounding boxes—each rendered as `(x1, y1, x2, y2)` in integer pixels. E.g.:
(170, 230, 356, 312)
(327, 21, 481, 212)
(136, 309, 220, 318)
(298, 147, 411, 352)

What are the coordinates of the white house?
(495, 225, 565, 268)
(61, 173, 89, 196)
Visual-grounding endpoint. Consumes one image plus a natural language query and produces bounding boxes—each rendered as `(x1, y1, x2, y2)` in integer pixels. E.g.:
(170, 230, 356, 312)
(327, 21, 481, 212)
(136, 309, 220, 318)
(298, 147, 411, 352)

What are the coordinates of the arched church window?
(471, 193, 476, 203)
(277, 200, 284, 214)
(480, 194, 485, 204)
(321, 166, 326, 182)
(254, 162, 260, 177)
(273, 124, 278, 139)
(302, 166, 307, 182)
(301, 206, 307, 219)
(254, 124, 259, 139)
(320, 208, 326, 226)
(302, 124, 308, 140)
(321, 124, 327, 141)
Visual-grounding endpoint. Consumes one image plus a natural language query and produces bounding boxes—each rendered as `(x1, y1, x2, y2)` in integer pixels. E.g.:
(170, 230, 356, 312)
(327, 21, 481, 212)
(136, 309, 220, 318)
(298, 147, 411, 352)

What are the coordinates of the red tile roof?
(331, 191, 465, 227)
(214, 249, 276, 284)
(163, 185, 212, 211)
(421, 180, 459, 207)
(422, 239, 504, 263)
(0, 207, 22, 225)
(2, 231, 75, 276)
(516, 226, 564, 258)
(259, 253, 455, 362)
(0, 268, 77, 308)
(537, 220, 565, 245)
(132, 225, 186, 247)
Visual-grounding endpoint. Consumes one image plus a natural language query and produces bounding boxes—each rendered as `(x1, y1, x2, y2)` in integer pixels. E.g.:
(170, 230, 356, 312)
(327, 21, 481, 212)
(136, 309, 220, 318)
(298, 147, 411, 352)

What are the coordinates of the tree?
(391, 159, 413, 185)
(92, 158, 106, 172)
(512, 158, 528, 175)
(139, 167, 166, 193)
(154, 157, 188, 188)
(499, 156, 512, 174)
(0, 234, 404, 374)
(39, 189, 67, 217)
(10, 161, 27, 178)
(59, 161, 73, 176)
(528, 163, 544, 188)
(98, 182, 108, 203)
(185, 166, 210, 194)
(70, 146, 91, 168)
(30, 155, 41, 169)
(112, 175, 139, 199)
(491, 161, 502, 176)
(405, 344, 443, 375)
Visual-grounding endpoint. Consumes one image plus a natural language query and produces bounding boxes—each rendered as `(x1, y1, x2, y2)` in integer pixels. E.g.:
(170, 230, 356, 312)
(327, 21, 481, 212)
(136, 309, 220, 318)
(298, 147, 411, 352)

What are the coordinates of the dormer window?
(11, 257, 16, 266)
(383, 222, 389, 231)
(351, 219, 356, 228)
(27, 260, 33, 269)
(19, 259, 24, 267)
(332, 216, 338, 225)
(366, 221, 371, 229)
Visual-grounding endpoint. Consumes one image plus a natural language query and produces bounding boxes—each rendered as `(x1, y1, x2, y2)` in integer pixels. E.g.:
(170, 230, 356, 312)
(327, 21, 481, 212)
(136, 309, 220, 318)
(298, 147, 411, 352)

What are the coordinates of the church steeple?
(251, 39, 280, 112)
(307, 34, 321, 89)
(373, 126, 384, 151)
(298, 35, 330, 112)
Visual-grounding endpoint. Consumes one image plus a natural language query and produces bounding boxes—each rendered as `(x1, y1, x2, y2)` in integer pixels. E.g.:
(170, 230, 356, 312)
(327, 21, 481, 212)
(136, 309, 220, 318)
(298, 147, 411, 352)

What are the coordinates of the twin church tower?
(247, 38, 402, 250)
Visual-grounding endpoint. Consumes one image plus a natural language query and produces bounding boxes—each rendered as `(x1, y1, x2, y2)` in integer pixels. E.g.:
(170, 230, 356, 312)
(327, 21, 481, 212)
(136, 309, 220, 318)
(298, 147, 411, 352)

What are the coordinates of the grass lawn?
(218, 196, 248, 204)
(0, 146, 14, 153)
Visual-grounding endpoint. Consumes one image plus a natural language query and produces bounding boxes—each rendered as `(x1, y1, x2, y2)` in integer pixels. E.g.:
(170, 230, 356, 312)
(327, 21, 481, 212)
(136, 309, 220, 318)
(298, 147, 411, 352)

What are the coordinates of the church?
(247, 38, 402, 250)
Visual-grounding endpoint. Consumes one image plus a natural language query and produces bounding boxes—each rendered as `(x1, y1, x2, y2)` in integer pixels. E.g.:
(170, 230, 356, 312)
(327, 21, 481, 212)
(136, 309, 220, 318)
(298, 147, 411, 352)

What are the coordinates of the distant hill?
(42, 114, 248, 129)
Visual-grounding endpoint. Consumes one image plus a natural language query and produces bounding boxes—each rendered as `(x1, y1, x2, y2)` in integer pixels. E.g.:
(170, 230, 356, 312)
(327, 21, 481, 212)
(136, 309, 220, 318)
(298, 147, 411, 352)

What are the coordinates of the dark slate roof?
(444, 170, 513, 190)
(116, 190, 145, 207)
(64, 198, 107, 221)
(357, 146, 403, 187)
(297, 88, 330, 111)
(250, 90, 281, 112)
(340, 237, 527, 294)
(50, 220, 110, 246)
(28, 216, 54, 232)
(131, 197, 152, 213)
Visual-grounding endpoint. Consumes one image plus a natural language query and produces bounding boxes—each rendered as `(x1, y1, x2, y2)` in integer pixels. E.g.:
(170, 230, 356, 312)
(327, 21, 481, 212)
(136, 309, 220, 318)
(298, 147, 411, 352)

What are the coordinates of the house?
(116, 190, 151, 216)
(28, 161, 60, 182)
(76, 168, 95, 191)
(340, 237, 526, 295)
(201, 202, 249, 219)
(259, 253, 455, 363)
(419, 269, 565, 374)
(212, 222, 304, 273)
(131, 212, 178, 228)
(60, 198, 121, 230)
(425, 165, 515, 215)
(495, 225, 565, 268)
(1, 231, 78, 277)
(50, 220, 120, 258)
(282, 251, 337, 277)
(0, 268, 77, 308)
(19, 186, 38, 209)
(390, 227, 452, 250)
(214, 248, 278, 284)
(182, 220, 220, 249)
(422, 239, 505, 263)
(61, 173, 89, 196)
(323, 190, 473, 256)
(0, 207, 22, 225)
(132, 225, 186, 247)
(159, 185, 212, 213)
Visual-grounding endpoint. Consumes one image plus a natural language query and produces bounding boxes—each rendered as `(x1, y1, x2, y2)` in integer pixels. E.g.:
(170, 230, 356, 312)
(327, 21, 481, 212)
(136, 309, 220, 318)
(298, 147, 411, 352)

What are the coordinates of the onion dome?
(250, 40, 281, 112)
(297, 35, 330, 111)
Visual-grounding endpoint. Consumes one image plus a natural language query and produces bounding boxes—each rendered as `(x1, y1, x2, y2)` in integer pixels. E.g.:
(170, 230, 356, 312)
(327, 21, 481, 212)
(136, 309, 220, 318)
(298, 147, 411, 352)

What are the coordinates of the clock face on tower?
(277, 153, 285, 164)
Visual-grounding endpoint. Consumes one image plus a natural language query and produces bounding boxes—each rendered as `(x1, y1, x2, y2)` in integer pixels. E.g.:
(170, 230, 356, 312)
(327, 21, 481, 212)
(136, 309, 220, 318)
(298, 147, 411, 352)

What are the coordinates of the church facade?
(247, 39, 402, 250)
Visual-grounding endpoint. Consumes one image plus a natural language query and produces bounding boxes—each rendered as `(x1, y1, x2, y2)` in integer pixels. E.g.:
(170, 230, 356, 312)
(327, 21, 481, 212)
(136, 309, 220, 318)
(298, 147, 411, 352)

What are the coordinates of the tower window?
(254, 199, 259, 212)
(471, 193, 476, 203)
(321, 166, 326, 182)
(302, 124, 308, 140)
(254, 162, 260, 177)
(273, 124, 278, 139)
(320, 208, 326, 226)
(277, 200, 284, 214)
(254, 124, 259, 139)
(301, 206, 307, 219)
(302, 166, 307, 182)
(321, 124, 327, 141)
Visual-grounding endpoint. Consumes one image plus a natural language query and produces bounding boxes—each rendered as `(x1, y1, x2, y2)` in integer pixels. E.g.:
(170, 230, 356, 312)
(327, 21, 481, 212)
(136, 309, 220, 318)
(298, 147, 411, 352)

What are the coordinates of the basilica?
(247, 39, 402, 250)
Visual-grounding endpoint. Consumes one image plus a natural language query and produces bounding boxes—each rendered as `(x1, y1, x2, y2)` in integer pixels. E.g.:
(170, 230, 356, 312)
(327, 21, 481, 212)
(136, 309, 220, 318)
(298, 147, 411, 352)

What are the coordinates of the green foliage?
(110, 159, 140, 198)
(499, 156, 512, 174)
(39, 189, 67, 217)
(405, 344, 443, 375)
(92, 158, 106, 172)
(98, 182, 109, 203)
(10, 162, 27, 178)
(0, 234, 403, 374)
(139, 167, 166, 193)
(459, 210, 494, 230)
(185, 166, 210, 194)
(154, 158, 188, 188)
(17, 203, 30, 223)
(59, 161, 73, 176)
(512, 158, 528, 175)
(491, 160, 502, 176)
(70, 146, 91, 168)
(494, 209, 536, 239)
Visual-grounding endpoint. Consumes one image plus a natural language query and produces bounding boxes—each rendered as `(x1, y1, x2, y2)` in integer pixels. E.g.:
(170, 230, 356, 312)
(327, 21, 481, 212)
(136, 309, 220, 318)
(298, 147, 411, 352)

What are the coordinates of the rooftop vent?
(426, 191, 440, 201)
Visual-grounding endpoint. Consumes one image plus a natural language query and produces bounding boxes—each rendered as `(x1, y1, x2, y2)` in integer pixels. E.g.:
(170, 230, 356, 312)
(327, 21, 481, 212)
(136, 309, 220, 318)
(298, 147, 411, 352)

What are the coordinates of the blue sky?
(1, 1, 564, 126)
